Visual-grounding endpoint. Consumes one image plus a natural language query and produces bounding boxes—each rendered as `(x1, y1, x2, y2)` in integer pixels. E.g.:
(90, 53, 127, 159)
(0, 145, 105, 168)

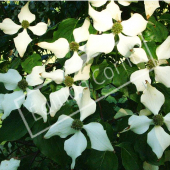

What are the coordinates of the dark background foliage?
(0, 1, 170, 170)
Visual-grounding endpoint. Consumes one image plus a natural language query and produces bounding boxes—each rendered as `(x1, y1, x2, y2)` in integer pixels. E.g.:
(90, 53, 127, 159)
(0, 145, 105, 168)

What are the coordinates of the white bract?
(118, 0, 167, 19)
(89, 0, 108, 7)
(129, 113, 170, 159)
(38, 18, 90, 75)
(44, 115, 114, 169)
(128, 82, 170, 158)
(0, 66, 48, 122)
(40, 67, 95, 119)
(130, 36, 170, 91)
(0, 158, 20, 170)
(0, 2, 47, 57)
(84, 1, 147, 61)
(0, 94, 4, 112)
(141, 82, 165, 115)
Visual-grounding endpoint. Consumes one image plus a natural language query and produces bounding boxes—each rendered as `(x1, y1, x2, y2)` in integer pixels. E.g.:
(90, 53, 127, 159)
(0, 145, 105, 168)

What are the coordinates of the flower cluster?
(0, 1, 170, 169)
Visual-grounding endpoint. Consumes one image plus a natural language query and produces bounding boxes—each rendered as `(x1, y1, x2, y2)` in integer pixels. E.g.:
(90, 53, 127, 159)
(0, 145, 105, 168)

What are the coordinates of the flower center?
(153, 115, 164, 126)
(146, 59, 158, 69)
(18, 79, 28, 91)
(71, 119, 83, 130)
(111, 22, 123, 34)
(64, 76, 74, 87)
(21, 20, 30, 29)
(69, 42, 79, 51)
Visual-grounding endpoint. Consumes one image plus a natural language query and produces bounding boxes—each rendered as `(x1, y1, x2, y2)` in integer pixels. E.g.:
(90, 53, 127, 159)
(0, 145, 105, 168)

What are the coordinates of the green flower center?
(21, 20, 30, 29)
(111, 22, 123, 34)
(71, 119, 83, 130)
(18, 79, 28, 91)
(64, 76, 74, 87)
(69, 42, 79, 51)
(146, 59, 158, 69)
(153, 115, 164, 126)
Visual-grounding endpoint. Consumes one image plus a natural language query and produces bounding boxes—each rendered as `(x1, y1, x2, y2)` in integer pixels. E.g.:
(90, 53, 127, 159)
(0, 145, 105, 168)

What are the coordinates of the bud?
(64, 76, 74, 87)
(18, 79, 28, 91)
(69, 42, 79, 51)
(71, 119, 83, 130)
(153, 115, 164, 126)
(21, 20, 30, 29)
(111, 22, 123, 35)
(146, 59, 158, 69)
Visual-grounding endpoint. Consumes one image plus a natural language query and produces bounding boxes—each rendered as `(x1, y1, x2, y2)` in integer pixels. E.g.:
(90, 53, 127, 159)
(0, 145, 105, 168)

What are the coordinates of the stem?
(7, 145, 24, 158)
(30, 151, 40, 167)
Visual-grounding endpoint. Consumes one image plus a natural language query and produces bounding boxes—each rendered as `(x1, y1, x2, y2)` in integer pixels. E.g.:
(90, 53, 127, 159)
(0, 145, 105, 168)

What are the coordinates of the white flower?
(0, 158, 20, 170)
(82, 33, 116, 62)
(38, 18, 90, 75)
(44, 76, 96, 119)
(0, 66, 48, 122)
(0, 2, 47, 57)
(127, 83, 170, 159)
(84, 1, 146, 61)
(74, 56, 93, 82)
(40, 58, 94, 118)
(118, 0, 170, 19)
(89, 1, 147, 34)
(128, 114, 170, 159)
(141, 82, 165, 115)
(44, 115, 114, 169)
(37, 38, 69, 59)
(130, 36, 170, 91)
(118, 0, 133, 6)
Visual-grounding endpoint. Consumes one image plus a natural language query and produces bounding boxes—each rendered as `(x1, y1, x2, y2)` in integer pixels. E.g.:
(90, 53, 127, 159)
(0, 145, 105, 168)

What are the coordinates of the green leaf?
(0, 83, 8, 94)
(101, 85, 117, 96)
(10, 58, 21, 69)
(134, 133, 165, 166)
(143, 16, 168, 42)
(90, 60, 113, 90)
(0, 61, 10, 73)
(0, 107, 35, 143)
(32, 119, 69, 167)
(117, 142, 142, 170)
(32, 104, 74, 167)
(142, 41, 157, 59)
(159, 13, 170, 23)
(21, 54, 42, 73)
(86, 150, 118, 170)
(53, 18, 78, 42)
(112, 62, 138, 87)
(114, 108, 133, 119)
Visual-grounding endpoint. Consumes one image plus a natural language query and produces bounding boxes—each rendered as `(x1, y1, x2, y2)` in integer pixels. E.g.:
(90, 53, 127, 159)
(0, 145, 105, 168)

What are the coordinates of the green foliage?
(0, 108, 34, 143)
(53, 18, 78, 42)
(91, 59, 113, 90)
(117, 142, 143, 170)
(143, 16, 169, 42)
(0, 1, 170, 170)
(85, 150, 118, 170)
(21, 54, 42, 73)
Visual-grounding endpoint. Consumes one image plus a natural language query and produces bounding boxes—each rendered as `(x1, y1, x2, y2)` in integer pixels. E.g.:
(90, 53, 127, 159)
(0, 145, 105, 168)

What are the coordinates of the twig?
(30, 150, 40, 167)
